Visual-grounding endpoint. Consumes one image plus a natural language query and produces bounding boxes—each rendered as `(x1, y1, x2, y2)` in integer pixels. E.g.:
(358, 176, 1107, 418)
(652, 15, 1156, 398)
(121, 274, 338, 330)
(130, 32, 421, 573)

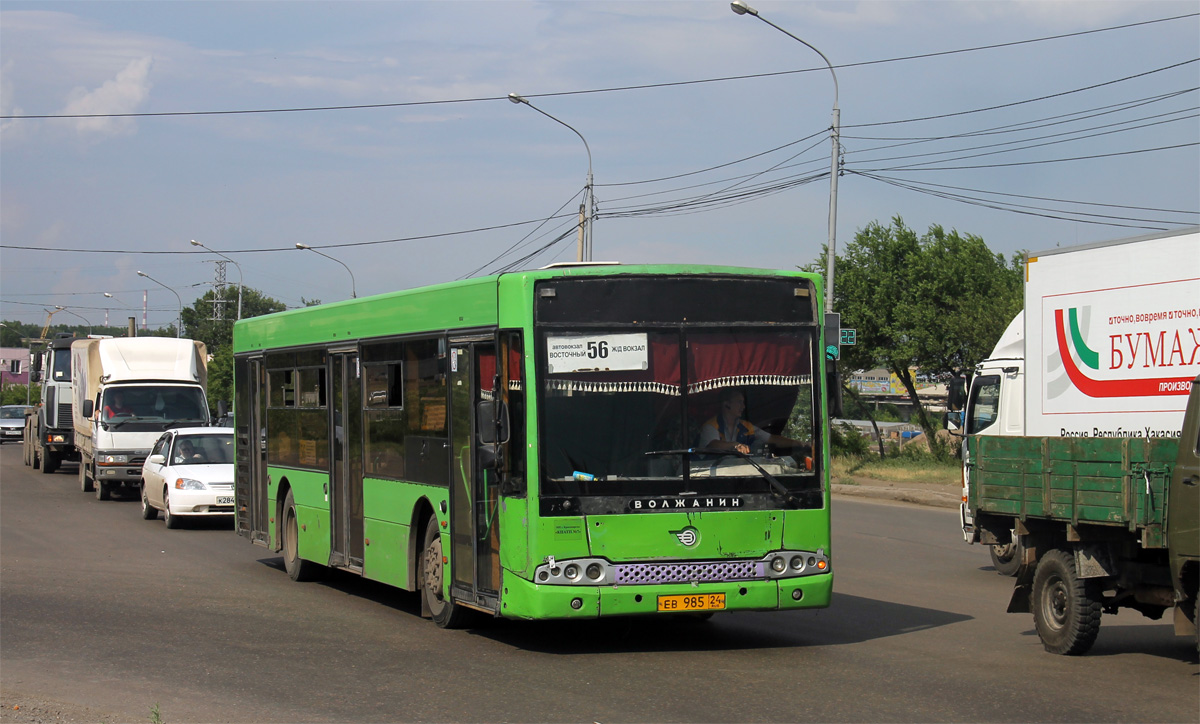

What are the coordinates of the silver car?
(0, 405, 29, 444)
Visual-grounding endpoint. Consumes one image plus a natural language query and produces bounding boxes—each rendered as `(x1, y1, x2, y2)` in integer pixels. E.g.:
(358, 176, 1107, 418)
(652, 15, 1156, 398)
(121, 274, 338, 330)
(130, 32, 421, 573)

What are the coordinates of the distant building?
(0, 347, 31, 387)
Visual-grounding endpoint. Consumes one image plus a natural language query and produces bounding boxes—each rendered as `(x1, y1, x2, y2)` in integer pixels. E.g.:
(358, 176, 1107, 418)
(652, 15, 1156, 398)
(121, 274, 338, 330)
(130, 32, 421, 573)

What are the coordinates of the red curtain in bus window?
(476, 342, 523, 392)
(686, 332, 811, 394)
(545, 335, 681, 396)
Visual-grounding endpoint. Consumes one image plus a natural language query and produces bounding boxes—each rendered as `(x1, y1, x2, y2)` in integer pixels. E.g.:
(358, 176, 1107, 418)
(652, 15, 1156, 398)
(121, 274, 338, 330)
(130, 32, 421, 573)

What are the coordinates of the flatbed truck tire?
(40, 447, 58, 474)
(1032, 549, 1102, 655)
(78, 458, 94, 493)
(990, 535, 1021, 577)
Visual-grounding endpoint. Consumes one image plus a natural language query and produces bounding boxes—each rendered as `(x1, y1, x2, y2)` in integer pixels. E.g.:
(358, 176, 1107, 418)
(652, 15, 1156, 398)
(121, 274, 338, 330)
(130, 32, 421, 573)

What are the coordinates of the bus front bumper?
(499, 570, 833, 620)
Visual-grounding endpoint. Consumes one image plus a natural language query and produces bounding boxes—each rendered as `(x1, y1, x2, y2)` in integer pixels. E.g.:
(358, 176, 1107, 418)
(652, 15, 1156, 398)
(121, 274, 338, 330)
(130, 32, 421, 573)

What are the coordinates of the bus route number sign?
(547, 333, 649, 374)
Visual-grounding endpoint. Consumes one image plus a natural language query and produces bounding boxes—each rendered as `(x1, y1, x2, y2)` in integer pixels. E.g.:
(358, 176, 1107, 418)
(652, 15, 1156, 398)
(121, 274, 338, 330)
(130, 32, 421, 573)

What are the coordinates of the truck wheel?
(41, 449, 58, 475)
(990, 534, 1022, 577)
(1032, 549, 1102, 655)
(420, 513, 469, 629)
(282, 490, 319, 582)
(31, 443, 40, 470)
(79, 461, 94, 492)
(96, 478, 111, 501)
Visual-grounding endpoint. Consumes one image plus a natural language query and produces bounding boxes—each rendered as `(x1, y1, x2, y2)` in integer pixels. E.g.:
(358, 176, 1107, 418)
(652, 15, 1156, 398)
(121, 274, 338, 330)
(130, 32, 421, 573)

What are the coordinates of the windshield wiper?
(644, 447, 798, 506)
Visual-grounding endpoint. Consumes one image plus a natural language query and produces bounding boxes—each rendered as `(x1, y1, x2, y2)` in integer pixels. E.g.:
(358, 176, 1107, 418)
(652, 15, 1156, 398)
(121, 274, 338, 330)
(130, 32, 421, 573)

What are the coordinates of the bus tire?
(282, 490, 319, 582)
(78, 459, 93, 491)
(990, 533, 1022, 577)
(1032, 549, 1101, 655)
(421, 513, 468, 629)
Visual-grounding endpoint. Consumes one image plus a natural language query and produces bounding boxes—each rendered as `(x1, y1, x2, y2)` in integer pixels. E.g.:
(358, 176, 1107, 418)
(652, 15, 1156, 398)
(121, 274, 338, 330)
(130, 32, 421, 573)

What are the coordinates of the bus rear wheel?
(420, 513, 469, 629)
(282, 490, 319, 582)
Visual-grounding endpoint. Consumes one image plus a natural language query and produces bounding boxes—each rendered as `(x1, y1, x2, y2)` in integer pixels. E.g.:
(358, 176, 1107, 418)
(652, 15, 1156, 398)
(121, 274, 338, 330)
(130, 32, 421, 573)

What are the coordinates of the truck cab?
(961, 312, 1024, 551)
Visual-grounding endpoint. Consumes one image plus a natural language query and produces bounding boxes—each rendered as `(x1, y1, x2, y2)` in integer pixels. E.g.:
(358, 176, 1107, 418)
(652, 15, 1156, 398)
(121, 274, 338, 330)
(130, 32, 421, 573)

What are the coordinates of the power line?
(3, 13, 1194, 121)
(854, 142, 1198, 173)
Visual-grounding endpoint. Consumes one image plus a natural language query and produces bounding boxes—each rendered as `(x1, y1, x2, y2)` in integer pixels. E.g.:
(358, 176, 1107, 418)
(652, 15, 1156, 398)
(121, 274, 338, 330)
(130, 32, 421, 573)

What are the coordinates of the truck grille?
(57, 402, 72, 426)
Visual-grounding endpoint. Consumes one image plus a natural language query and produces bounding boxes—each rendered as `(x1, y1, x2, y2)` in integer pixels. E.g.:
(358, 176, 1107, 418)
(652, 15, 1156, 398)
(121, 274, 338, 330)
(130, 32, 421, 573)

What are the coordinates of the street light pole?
(190, 239, 244, 320)
(136, 271, 183, 337)
(731, 0, 840, 310)
(508, 93, 594, 262)
(58, 307, 93, 335)
(295, 244, 357, 299)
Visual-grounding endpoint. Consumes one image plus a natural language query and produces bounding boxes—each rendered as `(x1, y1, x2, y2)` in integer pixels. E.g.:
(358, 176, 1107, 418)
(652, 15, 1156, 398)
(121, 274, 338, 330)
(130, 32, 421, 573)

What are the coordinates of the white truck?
(72, 337, 211, 500)
(961, 226, 1200, 572)
(23, 333, 84, 474)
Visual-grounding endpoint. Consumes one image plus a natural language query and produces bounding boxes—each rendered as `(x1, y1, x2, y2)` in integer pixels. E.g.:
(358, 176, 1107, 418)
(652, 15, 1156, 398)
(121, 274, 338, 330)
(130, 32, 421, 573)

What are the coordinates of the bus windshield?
(540, 327, 817, 500)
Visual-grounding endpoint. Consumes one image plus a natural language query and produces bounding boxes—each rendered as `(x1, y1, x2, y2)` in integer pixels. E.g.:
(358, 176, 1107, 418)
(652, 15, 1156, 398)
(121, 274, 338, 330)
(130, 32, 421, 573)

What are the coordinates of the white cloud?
(60, 56, 153, 138)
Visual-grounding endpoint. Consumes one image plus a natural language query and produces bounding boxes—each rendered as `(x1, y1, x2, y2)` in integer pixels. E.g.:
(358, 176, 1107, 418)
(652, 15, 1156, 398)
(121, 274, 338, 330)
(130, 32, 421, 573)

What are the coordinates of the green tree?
(180, 285, 287, 410)
(826, 217, 1023, 455)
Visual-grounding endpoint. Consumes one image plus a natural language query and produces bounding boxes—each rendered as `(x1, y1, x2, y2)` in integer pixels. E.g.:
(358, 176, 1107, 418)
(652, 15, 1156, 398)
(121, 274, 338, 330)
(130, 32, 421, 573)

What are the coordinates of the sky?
(2, 0, 1197, 333)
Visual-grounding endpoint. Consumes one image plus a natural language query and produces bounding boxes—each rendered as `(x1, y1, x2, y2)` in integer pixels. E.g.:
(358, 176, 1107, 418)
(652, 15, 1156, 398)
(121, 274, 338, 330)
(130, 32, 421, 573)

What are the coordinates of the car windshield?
(540, 328, 817, 498)
(171, 434, 235, 465)
(0, 407, 25, 420)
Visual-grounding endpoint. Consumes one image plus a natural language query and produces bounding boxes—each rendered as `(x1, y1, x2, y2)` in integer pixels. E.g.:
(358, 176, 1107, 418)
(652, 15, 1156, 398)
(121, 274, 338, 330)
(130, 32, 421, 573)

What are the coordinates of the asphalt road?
(1, 443, 1196, 723)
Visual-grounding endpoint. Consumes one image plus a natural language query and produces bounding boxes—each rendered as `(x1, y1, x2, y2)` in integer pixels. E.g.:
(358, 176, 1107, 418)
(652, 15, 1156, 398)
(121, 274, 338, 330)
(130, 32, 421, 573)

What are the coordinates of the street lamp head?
(190, 239, 202, 247)
(137, 271, 148, 278)
(295, 243, 310, 250)
(103, 292, 113, 298)
(508, 93, 528, 105)
(730, 1, 758, 16)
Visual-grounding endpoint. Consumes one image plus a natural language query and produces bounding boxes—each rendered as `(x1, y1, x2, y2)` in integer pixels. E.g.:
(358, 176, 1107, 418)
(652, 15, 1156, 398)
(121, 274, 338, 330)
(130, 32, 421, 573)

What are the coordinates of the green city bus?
(233, 264, 839, 627)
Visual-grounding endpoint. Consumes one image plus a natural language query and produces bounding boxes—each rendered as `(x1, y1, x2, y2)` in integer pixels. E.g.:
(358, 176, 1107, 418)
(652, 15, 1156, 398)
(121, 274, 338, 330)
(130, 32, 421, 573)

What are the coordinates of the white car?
(140, 427, 235, 529)
(0, 405, 28, 444)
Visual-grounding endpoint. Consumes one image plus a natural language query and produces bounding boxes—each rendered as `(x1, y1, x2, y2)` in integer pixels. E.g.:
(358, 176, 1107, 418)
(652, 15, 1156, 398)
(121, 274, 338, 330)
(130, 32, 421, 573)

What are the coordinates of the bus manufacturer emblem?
(672, 527, 698, 547)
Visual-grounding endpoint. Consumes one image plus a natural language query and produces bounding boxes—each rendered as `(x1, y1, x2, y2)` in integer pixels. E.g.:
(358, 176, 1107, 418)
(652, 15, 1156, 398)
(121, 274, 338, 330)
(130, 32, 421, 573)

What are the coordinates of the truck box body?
(1023, 229, 1199, 439)
(71, 337, 209, 498)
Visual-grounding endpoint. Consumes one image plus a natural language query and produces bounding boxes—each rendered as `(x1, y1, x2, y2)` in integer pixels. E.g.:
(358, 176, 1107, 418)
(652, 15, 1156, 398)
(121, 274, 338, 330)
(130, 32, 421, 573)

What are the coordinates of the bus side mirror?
(476, 400, 510, 446)
(825, 358, 843, 418)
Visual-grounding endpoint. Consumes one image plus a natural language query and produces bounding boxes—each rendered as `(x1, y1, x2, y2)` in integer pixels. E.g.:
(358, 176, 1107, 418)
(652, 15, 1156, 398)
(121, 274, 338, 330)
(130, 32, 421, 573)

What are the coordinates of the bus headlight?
(534, 557, 611, 585)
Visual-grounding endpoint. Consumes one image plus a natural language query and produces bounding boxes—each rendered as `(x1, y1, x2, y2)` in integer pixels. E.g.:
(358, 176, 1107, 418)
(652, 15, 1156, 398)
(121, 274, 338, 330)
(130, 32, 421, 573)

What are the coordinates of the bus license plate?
(217, 496, 234, 505)
(657, 593, 725, 612)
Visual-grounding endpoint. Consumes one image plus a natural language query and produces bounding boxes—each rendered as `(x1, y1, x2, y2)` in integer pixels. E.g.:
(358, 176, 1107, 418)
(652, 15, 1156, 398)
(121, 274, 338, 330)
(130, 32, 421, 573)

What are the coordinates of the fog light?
(538, 571, 549, 582)
(570, 598, 583, 610)
(586, 563, 603, 580)
(791, 589, 803, 601)
(771, 557, 786, 572)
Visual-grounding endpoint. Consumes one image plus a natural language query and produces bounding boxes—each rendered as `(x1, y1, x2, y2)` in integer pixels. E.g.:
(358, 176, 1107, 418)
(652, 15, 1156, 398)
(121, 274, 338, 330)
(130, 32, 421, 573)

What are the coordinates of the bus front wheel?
(282, 490, 319, 582)
(421, 513, 468, 629)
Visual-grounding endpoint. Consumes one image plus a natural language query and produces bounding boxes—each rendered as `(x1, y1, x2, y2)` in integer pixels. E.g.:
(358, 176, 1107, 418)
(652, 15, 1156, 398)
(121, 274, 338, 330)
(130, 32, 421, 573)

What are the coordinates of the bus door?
(448, 338, 502, 612)
(329, 349, 364, 571)
(235, 355, 270, 545)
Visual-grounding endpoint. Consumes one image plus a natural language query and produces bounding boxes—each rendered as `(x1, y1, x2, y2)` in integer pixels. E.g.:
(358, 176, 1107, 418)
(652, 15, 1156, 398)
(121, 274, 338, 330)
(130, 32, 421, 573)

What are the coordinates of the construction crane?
(39, 306, 63, 340)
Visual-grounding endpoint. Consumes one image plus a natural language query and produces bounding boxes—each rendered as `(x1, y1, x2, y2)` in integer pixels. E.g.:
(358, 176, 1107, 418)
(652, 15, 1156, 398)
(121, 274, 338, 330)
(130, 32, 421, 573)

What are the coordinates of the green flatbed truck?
(968, 375, 1200, 655)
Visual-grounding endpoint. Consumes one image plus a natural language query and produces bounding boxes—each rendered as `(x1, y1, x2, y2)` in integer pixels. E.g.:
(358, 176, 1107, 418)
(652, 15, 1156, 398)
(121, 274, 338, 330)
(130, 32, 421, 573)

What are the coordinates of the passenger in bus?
(697, 388, 809, 456)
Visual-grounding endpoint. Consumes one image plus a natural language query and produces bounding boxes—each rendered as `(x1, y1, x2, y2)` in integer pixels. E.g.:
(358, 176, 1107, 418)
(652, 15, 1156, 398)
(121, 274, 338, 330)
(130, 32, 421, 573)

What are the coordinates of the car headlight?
(174, 478, 207, 490)
(99, 454, 130, 465)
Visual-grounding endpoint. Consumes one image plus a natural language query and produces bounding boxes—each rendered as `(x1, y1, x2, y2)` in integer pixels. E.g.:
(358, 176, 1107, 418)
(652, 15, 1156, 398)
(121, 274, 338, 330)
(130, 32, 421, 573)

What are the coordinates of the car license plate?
(657, 593, 726, 612)
(217, 496, 234, 505)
